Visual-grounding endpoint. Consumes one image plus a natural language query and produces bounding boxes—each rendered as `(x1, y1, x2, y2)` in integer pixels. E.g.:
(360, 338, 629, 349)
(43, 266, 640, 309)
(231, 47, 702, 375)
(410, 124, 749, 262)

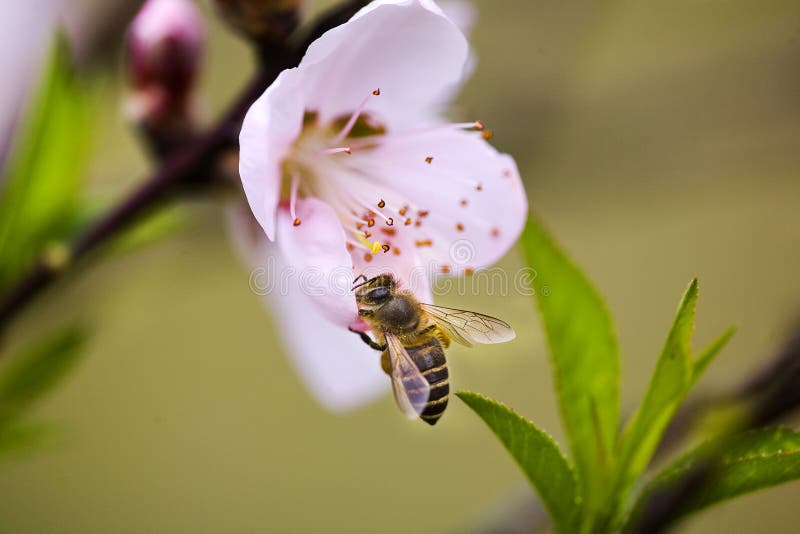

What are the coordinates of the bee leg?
(348, 327, 387, 352)
(380, 351, 391, 375)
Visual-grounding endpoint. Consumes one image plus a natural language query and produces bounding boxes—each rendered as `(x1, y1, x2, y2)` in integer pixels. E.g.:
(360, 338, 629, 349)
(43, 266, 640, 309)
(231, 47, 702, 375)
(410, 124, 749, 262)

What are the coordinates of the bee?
(350, 273, 515, 425)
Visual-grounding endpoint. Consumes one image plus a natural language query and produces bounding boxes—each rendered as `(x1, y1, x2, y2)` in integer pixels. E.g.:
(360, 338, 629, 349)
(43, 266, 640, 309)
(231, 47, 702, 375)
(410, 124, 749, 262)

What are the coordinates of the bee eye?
(369, 287, 390, 302)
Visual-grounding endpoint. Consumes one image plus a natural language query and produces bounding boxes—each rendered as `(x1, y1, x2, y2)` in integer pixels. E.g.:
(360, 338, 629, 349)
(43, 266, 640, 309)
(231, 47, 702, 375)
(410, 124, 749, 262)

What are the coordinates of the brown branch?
(0, 0, 371, 344)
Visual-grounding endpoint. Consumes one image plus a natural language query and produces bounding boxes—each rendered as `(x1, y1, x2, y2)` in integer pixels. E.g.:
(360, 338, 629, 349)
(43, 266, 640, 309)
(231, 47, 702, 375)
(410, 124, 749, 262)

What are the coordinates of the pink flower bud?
(126, 0, 204, 116)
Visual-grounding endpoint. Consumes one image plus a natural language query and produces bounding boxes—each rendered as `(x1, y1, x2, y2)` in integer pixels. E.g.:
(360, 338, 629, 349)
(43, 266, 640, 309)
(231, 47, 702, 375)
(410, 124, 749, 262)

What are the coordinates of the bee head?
(353, 273, 396, 306)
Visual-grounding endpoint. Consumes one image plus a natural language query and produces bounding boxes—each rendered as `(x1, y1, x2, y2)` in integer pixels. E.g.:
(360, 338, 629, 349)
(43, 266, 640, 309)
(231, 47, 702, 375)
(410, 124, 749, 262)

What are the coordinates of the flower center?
(281, 89, 486, 261)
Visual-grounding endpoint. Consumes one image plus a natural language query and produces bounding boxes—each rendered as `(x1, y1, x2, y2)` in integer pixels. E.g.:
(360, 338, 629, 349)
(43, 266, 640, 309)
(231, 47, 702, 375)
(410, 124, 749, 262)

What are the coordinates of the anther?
(399, 206, 408, 216)
(474, 120, 485, 130)
(367, 219, 375, 228)
(425, 156, 433, 164)
(364, 231, 372, 238)
(293, 218, 302, 226)
(381, 244, 391, 253)
(482, 129, 494, 140)
(465, 267, 474, 275)
(414, 220, 422, 227)
(378, 199, 386, 208)
(418, 210, 429, 218)
(346, 243, 355, 251)
(404, 218, 412, 226)
(456, 223, 464, 232)
(415, 239, 433, 247)
(476, 183, 483, 191)
(440, 264, 451, 274)
(393, 247, 401, 256)
(386, 218, 394, 226)
(460, 198, 469, 207)
(364, 253, 373, 262)
(373, 88, 381, 96)
(491, 227, 500, 238)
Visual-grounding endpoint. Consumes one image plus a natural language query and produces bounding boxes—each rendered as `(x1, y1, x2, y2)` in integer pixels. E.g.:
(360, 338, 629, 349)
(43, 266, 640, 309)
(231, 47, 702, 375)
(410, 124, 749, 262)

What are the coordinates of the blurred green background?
(2, 0, 800, 532)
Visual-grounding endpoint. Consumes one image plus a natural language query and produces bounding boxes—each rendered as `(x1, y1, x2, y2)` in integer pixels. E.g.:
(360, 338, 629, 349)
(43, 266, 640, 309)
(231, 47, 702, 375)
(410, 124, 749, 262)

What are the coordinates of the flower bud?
(125, 0, 205, 154)
(213, 0, 300, 42)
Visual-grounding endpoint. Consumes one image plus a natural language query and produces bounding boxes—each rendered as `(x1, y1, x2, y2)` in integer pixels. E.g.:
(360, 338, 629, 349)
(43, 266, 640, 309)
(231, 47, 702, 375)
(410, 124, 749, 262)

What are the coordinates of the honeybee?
(350, 273, 515, 425)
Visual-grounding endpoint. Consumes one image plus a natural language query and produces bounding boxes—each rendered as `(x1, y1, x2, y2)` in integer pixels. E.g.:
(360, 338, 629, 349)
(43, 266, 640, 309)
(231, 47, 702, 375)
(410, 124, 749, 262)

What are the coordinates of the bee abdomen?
(408, 339, 449, 426)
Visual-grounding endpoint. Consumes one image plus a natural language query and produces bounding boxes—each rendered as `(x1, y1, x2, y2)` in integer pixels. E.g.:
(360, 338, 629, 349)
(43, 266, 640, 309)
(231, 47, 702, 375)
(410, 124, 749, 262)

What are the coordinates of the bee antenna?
(351, 275, 378, 291)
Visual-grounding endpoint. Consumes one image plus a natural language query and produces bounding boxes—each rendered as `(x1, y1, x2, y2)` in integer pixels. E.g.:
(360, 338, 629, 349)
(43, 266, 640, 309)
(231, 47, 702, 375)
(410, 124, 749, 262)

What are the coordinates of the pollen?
(293, 218, 302, 226)
(481, 129, 494, 140)
(378, 199, 386, 208)
(425, 156, 433, 164)
(456, 223, 464, 232)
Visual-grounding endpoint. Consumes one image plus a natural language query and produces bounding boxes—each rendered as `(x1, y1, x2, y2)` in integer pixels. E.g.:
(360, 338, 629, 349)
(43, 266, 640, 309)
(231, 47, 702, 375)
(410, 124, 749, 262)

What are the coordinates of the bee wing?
(384, 330, 430, 419)
(420, 303, 516, 346)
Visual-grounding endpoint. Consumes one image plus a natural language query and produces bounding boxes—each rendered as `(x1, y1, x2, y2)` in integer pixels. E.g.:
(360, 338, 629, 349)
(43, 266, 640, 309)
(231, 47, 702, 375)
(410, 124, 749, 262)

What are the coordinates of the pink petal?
(224, 202, 389, 413)
(355, 129, 528, 271)
(297, 0, 469, 129)
(275, 196, 359, 327)
(351, 230, 433, 305)
(238, 68, 305, 240)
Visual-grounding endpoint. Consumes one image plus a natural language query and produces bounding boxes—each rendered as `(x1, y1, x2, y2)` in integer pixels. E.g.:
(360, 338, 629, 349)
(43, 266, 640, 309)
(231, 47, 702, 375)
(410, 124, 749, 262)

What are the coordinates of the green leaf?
(626, 427, 800, 527)
(613, 280, 699, 510)
(0, 326, 87, 424)
(692, 326, 736, 386)
(457, 392, 580, 533)
(0, 34, 94, 290)
(0, 421, 53, 459)
(521, 216, 620, 510)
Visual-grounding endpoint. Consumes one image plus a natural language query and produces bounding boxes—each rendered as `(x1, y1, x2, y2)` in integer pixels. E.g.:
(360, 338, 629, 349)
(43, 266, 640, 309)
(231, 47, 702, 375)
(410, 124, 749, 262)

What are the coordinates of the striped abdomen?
(408, 338, 449, 425)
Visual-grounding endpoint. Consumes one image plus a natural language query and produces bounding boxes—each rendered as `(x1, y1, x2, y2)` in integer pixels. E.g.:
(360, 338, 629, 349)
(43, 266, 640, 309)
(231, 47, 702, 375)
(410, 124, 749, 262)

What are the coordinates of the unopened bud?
(213, 0, 301, 42)
(125, 0, 205, 154)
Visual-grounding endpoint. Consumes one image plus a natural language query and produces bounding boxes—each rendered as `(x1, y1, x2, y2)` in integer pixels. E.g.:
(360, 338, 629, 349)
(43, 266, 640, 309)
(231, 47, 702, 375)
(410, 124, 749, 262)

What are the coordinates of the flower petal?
(351, 230, 433, 304)
(238, 68, 305, 240)
(224, 202, 389, 413)
(276, 196, 358, 327)
(354, 130, 528, 271)
(297, 0, 469, 128)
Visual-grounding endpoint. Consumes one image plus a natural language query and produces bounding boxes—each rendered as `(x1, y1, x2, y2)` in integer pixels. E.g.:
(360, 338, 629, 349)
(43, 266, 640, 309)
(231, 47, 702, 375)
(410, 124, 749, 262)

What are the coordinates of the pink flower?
(235, 0, 527, 410)
(125, 0, 205, 126)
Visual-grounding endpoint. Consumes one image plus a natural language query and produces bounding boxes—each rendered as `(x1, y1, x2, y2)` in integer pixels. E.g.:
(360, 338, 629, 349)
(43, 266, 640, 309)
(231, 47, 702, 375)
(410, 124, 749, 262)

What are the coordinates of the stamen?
(319, 146, 352, 156)
(348, 120, 486, 148)
(290, 173, 301, 226)
(334, 89, 380, 142)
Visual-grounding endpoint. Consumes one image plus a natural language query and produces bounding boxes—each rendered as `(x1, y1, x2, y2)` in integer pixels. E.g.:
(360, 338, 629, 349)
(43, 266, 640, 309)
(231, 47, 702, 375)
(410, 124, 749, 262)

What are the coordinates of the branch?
(0, 0, 371, 343)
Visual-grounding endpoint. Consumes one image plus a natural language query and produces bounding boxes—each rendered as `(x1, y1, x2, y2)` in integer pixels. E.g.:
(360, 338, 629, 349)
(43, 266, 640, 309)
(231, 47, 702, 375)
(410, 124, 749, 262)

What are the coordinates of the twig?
(0, 0, 371, 343)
